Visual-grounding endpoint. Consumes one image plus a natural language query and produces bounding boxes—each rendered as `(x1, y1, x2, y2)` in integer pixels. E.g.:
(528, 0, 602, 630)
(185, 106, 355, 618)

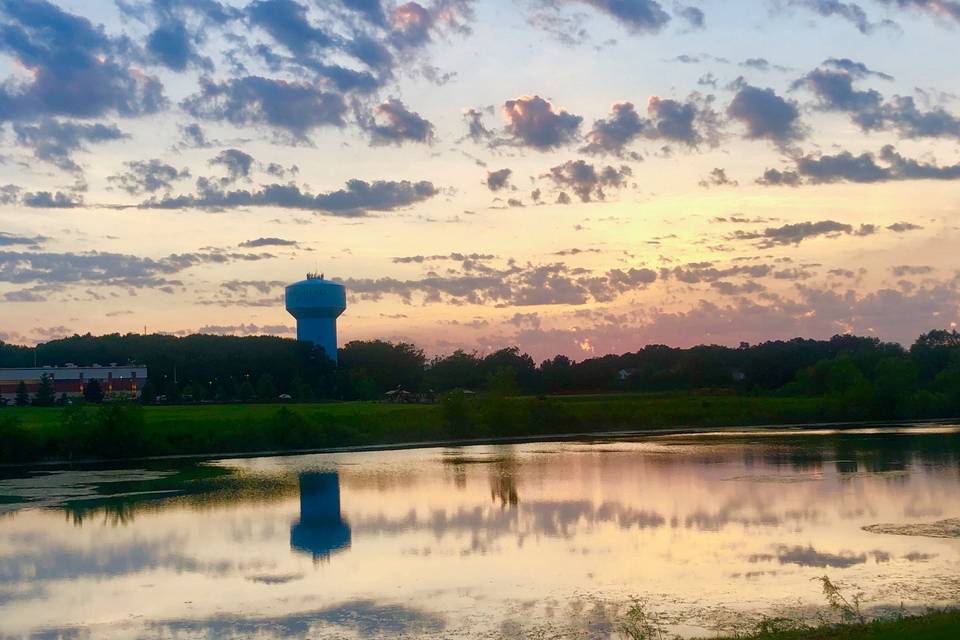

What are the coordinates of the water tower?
(285, 273, 346, 364)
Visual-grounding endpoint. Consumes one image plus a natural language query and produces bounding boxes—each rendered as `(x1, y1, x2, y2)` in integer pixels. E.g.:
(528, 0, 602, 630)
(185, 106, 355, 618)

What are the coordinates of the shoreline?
(3, 414, 957, 471)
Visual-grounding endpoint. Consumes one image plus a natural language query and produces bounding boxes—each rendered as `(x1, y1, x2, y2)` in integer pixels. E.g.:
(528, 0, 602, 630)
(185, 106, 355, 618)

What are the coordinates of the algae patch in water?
(863, 518, 960, 538)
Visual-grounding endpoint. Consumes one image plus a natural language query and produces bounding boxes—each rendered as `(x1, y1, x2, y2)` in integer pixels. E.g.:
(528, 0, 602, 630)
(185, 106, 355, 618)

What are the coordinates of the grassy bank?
(683, 609, 960, 639)
(0, 391, 867, 464)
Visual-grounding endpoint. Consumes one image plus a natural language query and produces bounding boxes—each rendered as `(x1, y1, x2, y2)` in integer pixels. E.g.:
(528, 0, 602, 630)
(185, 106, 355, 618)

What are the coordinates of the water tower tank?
(285, 274, 346, 364)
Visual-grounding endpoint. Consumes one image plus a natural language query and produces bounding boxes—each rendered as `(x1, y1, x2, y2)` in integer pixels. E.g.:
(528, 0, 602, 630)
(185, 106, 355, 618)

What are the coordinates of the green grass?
(0, 391, 850, 464)
(694, 610, 960, 639)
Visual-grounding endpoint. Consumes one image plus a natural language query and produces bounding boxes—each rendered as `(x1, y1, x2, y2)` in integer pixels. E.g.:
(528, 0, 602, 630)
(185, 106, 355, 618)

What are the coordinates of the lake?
(1, 425, 959, 638)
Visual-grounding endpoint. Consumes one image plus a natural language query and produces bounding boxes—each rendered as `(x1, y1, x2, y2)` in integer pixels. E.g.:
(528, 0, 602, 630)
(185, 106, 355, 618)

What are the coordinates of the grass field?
(0, 391, 859, 464)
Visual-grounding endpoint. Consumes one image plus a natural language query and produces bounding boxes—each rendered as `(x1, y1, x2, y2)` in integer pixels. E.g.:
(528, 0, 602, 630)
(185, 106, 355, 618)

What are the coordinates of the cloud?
(581, 102, 645, 156)
(568, 0, 671, 33)
(341, 259, 657, 306)
(876, 0, 960, 23)
(108, 159, 190, 194)
(501, 95, 583, 149)
(786, 0, 897, 34)
(757, 145, 960, 185)
(238, 237, 297, 248)
(795, 62, 960, 139)
(13, 119, 127, 172)
(181, 76, 347, 138)
(0, 248, 271, 287)
(545, 160, 631, 202)
(891, 265, 932, 276)
(0, 232, 46, 247)
(21, 191, 83, 208)
(727, 82, 804, 144)
(210, 149, 255, 182)
(143, 177, 439, 215)
(727, 219, 875, 246)
(699, 167, 738, 187)
(646, 94, 718, 146)
(485, 168, 512, 191)
(0, 0, 166, 121)
(886, 221, 923, 232)
(363, 98, 435, 145)
(146, 17, 212, 72)
(196, 323, 294, 336)
(676, 5, 705, 28)
(462, 106, 494, 142)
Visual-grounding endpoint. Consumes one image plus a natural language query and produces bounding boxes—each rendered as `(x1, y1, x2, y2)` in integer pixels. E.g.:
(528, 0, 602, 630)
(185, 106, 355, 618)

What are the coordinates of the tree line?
(1, 330, 960, 419)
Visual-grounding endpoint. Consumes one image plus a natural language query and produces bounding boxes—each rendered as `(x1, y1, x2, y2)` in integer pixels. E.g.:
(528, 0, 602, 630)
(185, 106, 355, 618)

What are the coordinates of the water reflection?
(289, 472, 352, 561)
(0, 426, 957, 639)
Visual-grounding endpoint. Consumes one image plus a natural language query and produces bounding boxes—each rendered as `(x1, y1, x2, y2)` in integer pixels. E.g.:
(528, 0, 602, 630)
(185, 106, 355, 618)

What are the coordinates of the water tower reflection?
(289, 472, 352, 561)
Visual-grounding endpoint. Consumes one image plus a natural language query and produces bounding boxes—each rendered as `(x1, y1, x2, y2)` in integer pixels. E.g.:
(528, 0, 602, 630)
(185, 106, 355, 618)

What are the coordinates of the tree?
(15, 381, 29, 407)
(83, 379, 105, 404)
(239, 379, 255, 402)
(33, 373, 56, 407)
(256, 373, 278, 401)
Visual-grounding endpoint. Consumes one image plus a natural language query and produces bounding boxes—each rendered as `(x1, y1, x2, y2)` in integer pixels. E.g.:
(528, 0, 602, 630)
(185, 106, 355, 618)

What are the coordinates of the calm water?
(1, 426, 959, 638)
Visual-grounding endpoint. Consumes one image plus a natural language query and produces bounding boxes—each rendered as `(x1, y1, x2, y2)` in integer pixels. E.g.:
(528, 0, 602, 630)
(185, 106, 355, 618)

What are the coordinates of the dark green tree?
(83, 379, 105, 403)
(15, 381, 29, 406)
(256, 373, 278, 401)
(33, 373, 56, 407)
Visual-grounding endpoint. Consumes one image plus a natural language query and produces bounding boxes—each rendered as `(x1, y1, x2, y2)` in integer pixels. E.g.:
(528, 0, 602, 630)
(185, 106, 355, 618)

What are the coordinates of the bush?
(441, 389, 472, 437)
(61, 402, 147, 459)
(0, 415, 39, 463)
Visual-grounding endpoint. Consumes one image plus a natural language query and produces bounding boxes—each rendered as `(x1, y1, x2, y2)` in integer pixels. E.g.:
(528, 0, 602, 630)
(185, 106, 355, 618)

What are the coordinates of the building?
(0, 364, 147, 403)
(285, 273, 347, 364)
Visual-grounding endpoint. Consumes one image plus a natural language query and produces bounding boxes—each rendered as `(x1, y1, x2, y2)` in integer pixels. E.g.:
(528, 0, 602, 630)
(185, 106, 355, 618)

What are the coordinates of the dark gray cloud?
(581, 95, 716, 155)
(0, 232, 46, 247)
(758, 145, 960, 185)
(485, 168, 512, 191)
(727, 81, 804, 144)
(502, 95, 583, 149)
(143, 177, 439, 215)
(795, 68, 884, 113)
(21, 191, 83, 208)
(569, 0, 672, 33)
(108, 159, 190, 194)
(210, 149, 255, 182)
(886, 221, 923, 233)
(146, 16, 213, 72)
(646, 94, 718, 146)
(795, 62, 960, 139)
(363, 99, 435, 145)
(462, 106, 494, 142)
(0, 0, 166, 121)
(238, 237, 297, 248)
(581, 102, 645, 156)
(728, 219, 875, 247)
(181, 76, 347, 138)
(822, 57, 893, 80)
(0, 248, 271, 287)
(545, 160, 631, 202)
(786, 0, 897, 34)
(13, 119, 127, 172)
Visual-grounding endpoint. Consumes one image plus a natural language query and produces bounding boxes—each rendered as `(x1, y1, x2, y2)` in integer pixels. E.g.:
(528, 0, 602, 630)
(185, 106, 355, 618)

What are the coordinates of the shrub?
(0, 415, 38, 463)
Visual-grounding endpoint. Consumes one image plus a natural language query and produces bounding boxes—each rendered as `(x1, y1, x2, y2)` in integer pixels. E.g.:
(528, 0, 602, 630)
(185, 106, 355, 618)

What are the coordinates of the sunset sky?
(1, 0, 959, 360)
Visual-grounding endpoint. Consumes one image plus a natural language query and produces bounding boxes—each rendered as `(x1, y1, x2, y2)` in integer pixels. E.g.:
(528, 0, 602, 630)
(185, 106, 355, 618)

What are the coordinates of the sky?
(0, 0, 959, 360)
